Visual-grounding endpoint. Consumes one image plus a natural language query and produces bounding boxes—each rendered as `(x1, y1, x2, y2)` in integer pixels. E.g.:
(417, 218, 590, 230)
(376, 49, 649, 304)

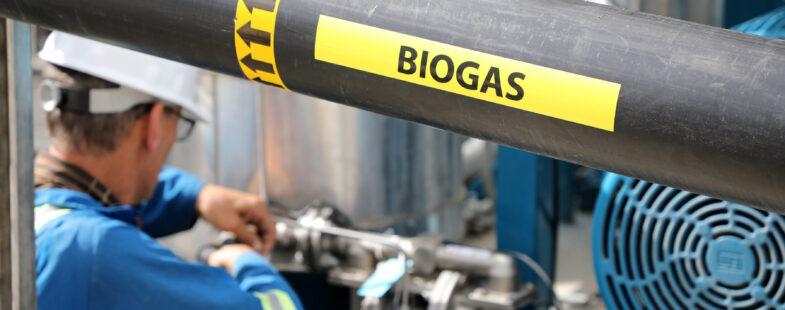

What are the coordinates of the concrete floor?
(554, 212, 606, 310)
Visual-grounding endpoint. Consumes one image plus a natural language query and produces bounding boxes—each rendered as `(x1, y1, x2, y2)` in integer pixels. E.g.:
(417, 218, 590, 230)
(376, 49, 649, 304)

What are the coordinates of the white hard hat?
(38, 31, 210, 123)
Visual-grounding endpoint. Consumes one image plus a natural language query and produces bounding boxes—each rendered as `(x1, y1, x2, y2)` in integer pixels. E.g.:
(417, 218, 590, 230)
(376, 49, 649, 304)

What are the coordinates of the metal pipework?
(3, 0, 785, 211)
(271, 205, 532, 308)
(434, 245, 519, 293)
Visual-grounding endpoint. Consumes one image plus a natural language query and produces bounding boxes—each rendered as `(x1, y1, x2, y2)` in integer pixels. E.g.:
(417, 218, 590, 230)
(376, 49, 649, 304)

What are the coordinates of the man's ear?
(144, 103, 164, 152)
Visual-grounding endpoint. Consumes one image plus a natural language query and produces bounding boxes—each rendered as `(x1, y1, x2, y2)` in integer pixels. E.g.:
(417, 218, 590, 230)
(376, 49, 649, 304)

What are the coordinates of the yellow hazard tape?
(314, 15, 621, 131)
(235, 0, 287, 89)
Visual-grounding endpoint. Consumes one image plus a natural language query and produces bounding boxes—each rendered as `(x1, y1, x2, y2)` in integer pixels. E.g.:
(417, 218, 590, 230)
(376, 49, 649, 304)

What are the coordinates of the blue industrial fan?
(593, 174, 785, 309)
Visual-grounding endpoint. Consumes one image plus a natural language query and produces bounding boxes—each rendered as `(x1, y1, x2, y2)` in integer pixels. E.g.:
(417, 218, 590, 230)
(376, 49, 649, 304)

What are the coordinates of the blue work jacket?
(35, 166, 303, 310)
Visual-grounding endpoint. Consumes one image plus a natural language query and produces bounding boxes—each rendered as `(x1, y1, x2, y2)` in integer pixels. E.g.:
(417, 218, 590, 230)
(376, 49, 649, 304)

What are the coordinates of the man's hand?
(208, 244, 257, 275)
(196, 185, 276, 254)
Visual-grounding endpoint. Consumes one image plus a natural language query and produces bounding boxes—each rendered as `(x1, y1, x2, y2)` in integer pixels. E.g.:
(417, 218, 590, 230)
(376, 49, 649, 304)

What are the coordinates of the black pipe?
(2, 0, 785, 212)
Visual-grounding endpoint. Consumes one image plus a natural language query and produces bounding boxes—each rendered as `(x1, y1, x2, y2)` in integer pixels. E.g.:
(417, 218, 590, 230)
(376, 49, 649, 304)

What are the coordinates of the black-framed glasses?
(132, 103, 197, 141)
(163, 106, 197, 141)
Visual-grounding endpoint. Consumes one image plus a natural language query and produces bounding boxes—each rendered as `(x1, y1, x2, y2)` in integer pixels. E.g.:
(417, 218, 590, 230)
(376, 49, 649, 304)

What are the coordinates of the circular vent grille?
(593, 174, 785, 309)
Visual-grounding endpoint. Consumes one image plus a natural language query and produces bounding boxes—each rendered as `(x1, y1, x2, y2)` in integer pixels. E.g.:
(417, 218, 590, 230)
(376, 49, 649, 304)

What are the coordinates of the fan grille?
(593, 174, 785, 310)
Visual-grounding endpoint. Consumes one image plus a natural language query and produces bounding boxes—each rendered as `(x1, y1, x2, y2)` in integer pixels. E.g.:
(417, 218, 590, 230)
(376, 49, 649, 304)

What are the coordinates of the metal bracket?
(426, 270, 463, 310)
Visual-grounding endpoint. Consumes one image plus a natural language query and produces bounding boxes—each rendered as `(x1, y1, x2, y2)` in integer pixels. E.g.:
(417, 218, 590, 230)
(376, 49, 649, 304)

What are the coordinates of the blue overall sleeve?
(136, 165, 205, 237)
(92, 222, 303, 310)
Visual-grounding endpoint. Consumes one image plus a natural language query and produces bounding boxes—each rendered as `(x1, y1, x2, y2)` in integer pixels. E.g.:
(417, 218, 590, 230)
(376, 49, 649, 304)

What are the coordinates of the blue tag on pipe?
(357, 258, 408, 298)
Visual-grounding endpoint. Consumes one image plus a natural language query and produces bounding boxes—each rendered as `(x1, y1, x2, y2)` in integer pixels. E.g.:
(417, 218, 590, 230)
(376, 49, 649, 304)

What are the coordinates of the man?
(34, 31, 303, 310)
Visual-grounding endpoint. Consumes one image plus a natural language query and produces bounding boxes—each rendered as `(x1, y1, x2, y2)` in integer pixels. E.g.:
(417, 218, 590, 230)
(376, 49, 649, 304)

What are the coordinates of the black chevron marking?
(238, 22, 271, 47)
(241, 54, 275, 74)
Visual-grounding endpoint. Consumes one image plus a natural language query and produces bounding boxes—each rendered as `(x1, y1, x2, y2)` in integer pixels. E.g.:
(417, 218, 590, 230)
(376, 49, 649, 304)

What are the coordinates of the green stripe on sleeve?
(253, 289, 296, 310)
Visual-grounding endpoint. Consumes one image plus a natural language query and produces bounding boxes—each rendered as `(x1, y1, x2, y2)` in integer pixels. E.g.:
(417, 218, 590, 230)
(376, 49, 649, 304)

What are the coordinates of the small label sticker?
(357, 258, 409, 298)
(314, 15, 621, 131)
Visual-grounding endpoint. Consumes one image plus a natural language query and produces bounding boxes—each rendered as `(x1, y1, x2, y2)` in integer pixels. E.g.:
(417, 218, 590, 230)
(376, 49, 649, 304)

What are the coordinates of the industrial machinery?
(259, 88, 467, 239)
(255, 89, 510, 309)
(593, 174, 785, 309)
(2, 0, 785, 310)
(270, 203, 535, 310)
(172, 67, 508, 308)
(198, 202, 536, 310)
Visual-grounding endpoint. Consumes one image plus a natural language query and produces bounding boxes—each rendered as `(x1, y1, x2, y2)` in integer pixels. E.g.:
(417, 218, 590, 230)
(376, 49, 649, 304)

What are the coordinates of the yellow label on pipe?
(235, 0, 287, 89)
(314, 15, 621, 131)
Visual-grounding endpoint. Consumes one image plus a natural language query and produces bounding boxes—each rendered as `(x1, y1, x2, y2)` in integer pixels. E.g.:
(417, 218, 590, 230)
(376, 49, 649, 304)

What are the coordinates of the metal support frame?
(0, 18, 36, 310)
(557, 162, 576, 223)
(496, 146, 557, 306)
(0, 18, 10, 310)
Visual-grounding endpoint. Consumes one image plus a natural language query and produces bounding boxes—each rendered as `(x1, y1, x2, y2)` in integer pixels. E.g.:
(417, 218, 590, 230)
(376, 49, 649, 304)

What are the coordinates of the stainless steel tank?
(259, 88, 465, 239)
